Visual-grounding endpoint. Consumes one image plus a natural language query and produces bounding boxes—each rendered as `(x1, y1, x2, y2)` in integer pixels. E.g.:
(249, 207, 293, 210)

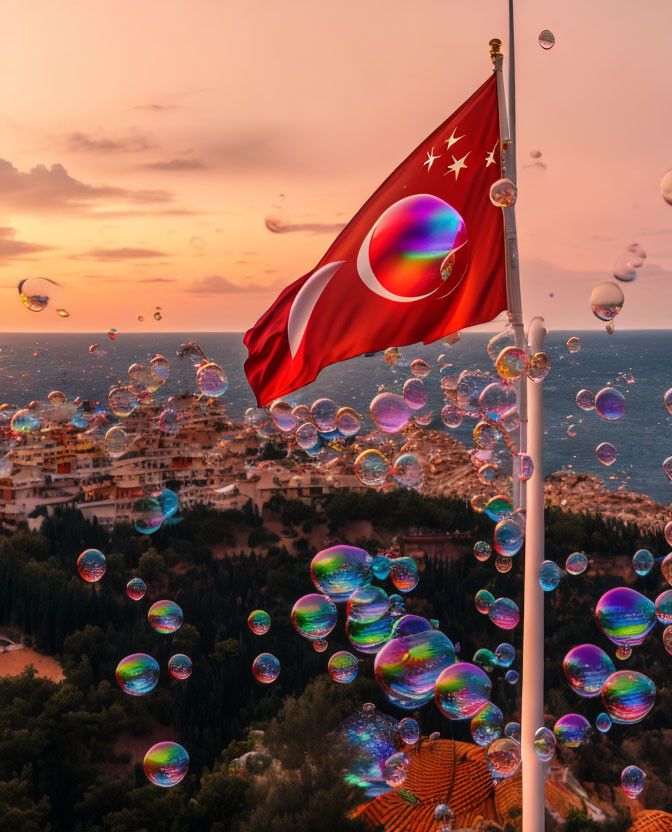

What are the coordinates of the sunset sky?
(1, 0, 671, 332)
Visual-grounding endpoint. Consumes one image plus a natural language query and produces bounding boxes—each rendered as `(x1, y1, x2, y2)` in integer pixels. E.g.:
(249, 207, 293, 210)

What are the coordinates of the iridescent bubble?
(566, 552, 589, 575)
(473, 648, 497, 672)
(10, 409, 40, 433)
(494, 518, 524, 557)
(410, 358, 430, 378)
(527, 351, 551, 383)
(328, 651, 359, 683)
(470, 494, 489, 513)
(291, 593, 338, 640)
(595, 387, 625, 420)
(505, 669, 519, 684)
(156, 489, 178, 520)
(126, 577, 146, 601)
(252, 652, 280, 683)
(158, 408, 180, 435)
(388, 594, 406, 618)
(248, 609, 271, 635)
(663, 553, 672, 586)
(473, 420, 498, 449)
(495, 347, 528, 381)
(456, 370, 492, 418)
(606, 322, 615, 335)
(538, 29, 555, 49)
(313, 638, 328, 652)
(134, 495, 164, 534)
(384, 752, 409, 787)
(347, 586, 389, 623)
(567, 424, 577, 437)
(665, 523, 672, 547)
(489, 178, 517, 208)
(18, 277, 63, 312)
(661, 169, 672, 206)
(595, 712, 612, 733)
(392, 454, 423, 488)
(596, 442, 617, 466)
(475, 589, 495, 615)
(108, 386, 137, 418)
(346, 613, 394, 654)
(338, 706, 400, 796)
(150, 354, 170, 382)
(471, 702, 503, 746)
(77, 548, 106, 582)
(168, 653, 192, 680)
(384, 346, 401, 365)
(655, 589, 672, 623)
(621, 766, 646, 800)
(602, 670, 656, 724)
(116, 653, 160, 695)
(477, 463, 497, 486)
(311, 545, 372, 602)
(390, 557, 419, 592)
(495, 556, 512, 574)
(664, 457, 672, 483)
(590, 282, 624, 322)
(488, 598, 520, 630)
(616, 645, 632, 661)
(486, 737, 521, 780)
(398, 718, 420, 745)
(595, 587, 656, 647)
(197, 362, 228, 397)
(567, 337, 581, 353)
(664, 389, 672, 416)
(354, 449, 389, 487)
(553, 714, 591, 748)
(296, 421, 321, 452)
(269, 399, 297, 433)
(505, 722, 521, 742)
(441, 404, 462, 429)
(143, 741, 189, 787)
(495, 643, 515, 668)
(372, 555, 392, 580)
(484, 495, 512, 522)
(435, 804, 453, 827)
(435, 662, 491, 719)
(148, 600, 183, 634)
(48, 390, 67, 406)
(487, 328, 516, 363)
(370, 392, 411, 434)
(664, 625, 672, 655)
(533, 727, 555, 761)
(403, 378, 427, 411)
(516, 453, 534, 481)
(473, 541, 492, 562)
(336, 407, 361, 437)
(576, 389, 595, 411)
(375, 628, 455, 709)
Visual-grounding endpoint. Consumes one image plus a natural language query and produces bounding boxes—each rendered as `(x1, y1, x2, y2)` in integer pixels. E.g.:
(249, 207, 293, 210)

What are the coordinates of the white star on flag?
(444, 128, 464, 150)
(423, 147, 441, 172)
(485, 140, 499, 167)
(445, 152, 470, 180)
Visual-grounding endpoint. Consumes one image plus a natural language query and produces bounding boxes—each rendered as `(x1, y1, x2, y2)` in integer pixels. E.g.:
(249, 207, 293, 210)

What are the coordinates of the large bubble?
(370, 392, 411, 434)
(565, 552, 588, 575)
(553, 714, 591, 747)
(486, 737, 521, 780)
(590, 282, 624, 321)
(471, 702, 503, 747)
(495, 347, 529, 382)
(18, 277, 62, 312)
(392, 454, 423, 489)
(488, 597, 520, 630)
(252, 652, 280, 683)
(475, 589, 495, 615)
(347, 586, 389, 623)
(354, 449, 389, 487)
(346, 613, 394, 654)
(563, 644, 616, 698)
(148, 600, 183, 634)
(494, 518, 524, 557)
(602, 670, 655, 724)
(328, 651, 359, 683)
(375, 627, 455, 709)
(116, 653, 160, 695)
(196, 362, 228, 397)
(434, 662, 491, 719)
(77, 548, 106, 583)
(402, 378, 427, 411)
(594, 387, 625, 420)
(655, 589, 672, 624)
(291, 593, 338, 640)
(248, 609, 271, 635)
(338, 707, 399, 797)
(595, 587, 656, 647)
(143, 741, 189, 788)
(311, 545, 372, 602)
(390, 557, 419, 592)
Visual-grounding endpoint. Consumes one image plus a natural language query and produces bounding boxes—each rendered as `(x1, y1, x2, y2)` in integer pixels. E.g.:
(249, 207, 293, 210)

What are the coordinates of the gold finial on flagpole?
(489, 38, 502, 65)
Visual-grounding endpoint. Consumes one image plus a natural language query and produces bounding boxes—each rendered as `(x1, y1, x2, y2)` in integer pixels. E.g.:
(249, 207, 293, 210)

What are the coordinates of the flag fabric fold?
(244, 74, 507, 406)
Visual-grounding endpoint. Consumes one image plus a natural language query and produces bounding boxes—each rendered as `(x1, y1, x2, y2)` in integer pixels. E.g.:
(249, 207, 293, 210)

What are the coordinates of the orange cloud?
(0, 227, 52, 263)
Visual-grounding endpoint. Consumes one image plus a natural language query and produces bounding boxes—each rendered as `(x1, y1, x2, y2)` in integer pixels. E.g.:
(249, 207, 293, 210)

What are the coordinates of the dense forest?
(0, 491, 669, 831)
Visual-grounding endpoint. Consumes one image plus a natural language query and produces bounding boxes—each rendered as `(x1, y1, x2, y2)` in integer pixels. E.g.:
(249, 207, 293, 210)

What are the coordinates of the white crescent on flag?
(287, 261, 344, 358)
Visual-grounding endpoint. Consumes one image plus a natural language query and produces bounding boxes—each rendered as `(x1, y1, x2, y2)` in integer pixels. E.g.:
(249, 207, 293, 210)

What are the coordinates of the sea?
(1, 330, 671, 505)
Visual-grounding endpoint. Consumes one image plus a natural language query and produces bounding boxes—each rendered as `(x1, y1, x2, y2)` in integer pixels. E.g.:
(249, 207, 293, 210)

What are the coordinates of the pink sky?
(1, 0, 671, 332)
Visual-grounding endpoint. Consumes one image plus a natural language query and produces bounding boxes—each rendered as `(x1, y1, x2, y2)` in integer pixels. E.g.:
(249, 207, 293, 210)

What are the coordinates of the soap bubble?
(410, 358, 430, 378)
(567, 337, 581, 353)
(595, 587, 656, 647)
(116, 653, 160, 695)
(10, 409, 40, 433)
(108, 386, 137, 418)
(309, 398, 337, 431)
(150, 354, 170, 382)
(495, 643, 515, 668)
(269, 399, 297, 433)
(563, 644, 615, 698)
(606, 322, 615, 335)
(473, 648, 497, 672)
(372, 555, 392, 580)
(375, 628, 456, 709)
(516, 453, 534, 481)
(494, 518, 524, 557)
(384, 347, 401, 365)
(484, 495, 513, 522)
(346, 613, 394, 654)
(311, 545, 372, 602)
(661, 169, 672, 206)
(143, 741, 189, 787)
(595, 387, 625, 420)
(616, 646, 632, 661)
(538, 29, 555, 49)
(528, 351, 551, 383)
(126, 577, 146, 601)
(663, 553, 672, 585)
(134, 495, 164, 534)
(664, 626, 672, 655)
(596, 442, 617, 466)
(338, 707, 400, 796)
(441, 404, 463, 429)
(383, 752, 409, 787)
(602, 670, 656, 724)
(296, 422, 321, 452)
(148, 600, 183, 634)
(596, 712, 612, 733)
(252, 652, 280, 683)
(565, 552, 588, 575)
(18, 277, 63, 312)
(105, 428, 130, 460)
(347, 586, 389, 623)
(590, 282, 624, 322)
(392, 453, 423, 488)
(248, 609, 271, 635)
(505, 722, 521, 742)
(473, 541, 492, 562)
(471, 702, 503, 746)
(505, 670, 519, 684)
(313, 638, 328, 653)
(487, 328, 516, 362)
(197, 362, 228, 397)
(475, 590, 495, 615)
(576, 389, 595, 411)
(495, 556, 513, 574)
(533, 727, 555, 761)
(336, 407, 361, 437)
(486, 737, 521, 780)
(354, 449, 389, 487)
(435, 662, 491, 719)
(655, 589, 672, 623)
(495, 347, 528, 381)
(403, 378, 427, 411)
(291, 594, 338, 640)
(158, 408, 180, 435)
(77, 548, 106, 582)
(490, 178, 517, 208)
(539, 560, 561, 591)
(168, 654, 192, 680)
(632, 549, 654, 575)
(621, 766, 646, 799)
(398, 718, 420, 745)
(370, 392, 411, 433)
(553, 714, 591, 747)
(488, 597, 519, 630)
(328, 650, 359, 683)
(390, 557, 419, 592)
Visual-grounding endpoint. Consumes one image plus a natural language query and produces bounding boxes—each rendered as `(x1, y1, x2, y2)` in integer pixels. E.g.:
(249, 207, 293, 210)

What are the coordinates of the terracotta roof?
(628, 811, 672, 832)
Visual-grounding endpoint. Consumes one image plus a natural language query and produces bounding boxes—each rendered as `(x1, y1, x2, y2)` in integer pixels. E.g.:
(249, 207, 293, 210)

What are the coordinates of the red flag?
(245, 74, 506, 406)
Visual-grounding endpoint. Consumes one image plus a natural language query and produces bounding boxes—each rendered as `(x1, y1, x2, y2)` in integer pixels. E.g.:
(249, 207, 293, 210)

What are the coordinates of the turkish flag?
(244, 74, 506, 406)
